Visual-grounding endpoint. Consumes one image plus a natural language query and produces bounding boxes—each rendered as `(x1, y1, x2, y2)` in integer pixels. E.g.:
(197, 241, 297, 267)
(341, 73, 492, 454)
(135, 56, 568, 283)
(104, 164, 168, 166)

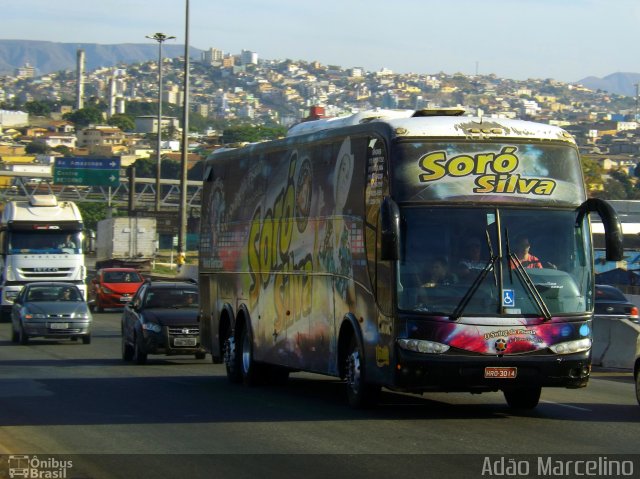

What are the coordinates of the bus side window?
(377, 211, 393, 316)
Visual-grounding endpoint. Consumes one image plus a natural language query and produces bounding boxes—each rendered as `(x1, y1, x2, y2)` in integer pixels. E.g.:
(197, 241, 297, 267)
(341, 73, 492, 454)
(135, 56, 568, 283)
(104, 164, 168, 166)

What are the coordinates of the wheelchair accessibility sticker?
(502, 289, 515, 307)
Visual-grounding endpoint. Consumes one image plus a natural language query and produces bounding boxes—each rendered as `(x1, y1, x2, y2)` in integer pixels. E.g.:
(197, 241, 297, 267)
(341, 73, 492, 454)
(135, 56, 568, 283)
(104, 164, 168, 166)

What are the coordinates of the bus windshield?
(397, 207, 592, 316)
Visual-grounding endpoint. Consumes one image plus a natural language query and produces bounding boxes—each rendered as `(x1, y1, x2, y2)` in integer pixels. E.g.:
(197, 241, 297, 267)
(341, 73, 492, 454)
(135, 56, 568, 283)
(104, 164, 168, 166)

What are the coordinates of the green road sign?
(53, 157, 121, 186)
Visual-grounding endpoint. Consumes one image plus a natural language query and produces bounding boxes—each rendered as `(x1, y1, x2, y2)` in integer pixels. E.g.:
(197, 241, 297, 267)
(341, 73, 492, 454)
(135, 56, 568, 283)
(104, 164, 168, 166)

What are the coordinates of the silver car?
(10, 282, 92, 344)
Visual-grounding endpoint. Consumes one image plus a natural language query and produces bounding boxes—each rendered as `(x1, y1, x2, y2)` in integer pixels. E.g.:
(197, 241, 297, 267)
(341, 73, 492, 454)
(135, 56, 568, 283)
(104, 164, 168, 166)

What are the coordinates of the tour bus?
(198, 108, 623, 409)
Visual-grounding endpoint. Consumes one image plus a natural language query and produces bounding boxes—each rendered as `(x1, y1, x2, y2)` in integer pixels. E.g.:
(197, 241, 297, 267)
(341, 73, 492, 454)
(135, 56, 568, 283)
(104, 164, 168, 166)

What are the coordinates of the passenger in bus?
(422, 257, 456, 288)
(457, 237, 487, 279)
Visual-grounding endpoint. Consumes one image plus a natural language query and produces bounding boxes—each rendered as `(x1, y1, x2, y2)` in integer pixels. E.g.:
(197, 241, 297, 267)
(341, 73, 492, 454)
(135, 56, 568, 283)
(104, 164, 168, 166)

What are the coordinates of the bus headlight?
(549, 338, 591, 354)
(397, 339, 450, 354)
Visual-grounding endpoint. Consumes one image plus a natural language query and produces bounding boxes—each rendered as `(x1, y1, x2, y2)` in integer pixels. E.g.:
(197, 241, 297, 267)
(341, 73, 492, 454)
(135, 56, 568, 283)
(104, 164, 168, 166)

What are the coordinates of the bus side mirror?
(576, 198, 623, 261)
(380, 196, 400, 261)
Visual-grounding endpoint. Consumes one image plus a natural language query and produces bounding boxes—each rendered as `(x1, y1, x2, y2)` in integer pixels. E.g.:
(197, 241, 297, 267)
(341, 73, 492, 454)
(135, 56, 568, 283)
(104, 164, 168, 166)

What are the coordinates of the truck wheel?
(504, 387, 541, 409)
(345, 337, 380, 408)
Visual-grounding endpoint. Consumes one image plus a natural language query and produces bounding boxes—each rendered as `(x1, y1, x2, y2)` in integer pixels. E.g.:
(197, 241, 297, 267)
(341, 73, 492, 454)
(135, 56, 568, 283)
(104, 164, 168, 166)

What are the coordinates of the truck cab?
(0, 195, 86, 320)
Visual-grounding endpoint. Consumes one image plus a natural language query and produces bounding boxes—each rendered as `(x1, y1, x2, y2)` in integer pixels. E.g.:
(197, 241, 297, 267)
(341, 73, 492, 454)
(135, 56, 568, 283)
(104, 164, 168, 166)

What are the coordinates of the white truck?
(0, 195, 87, 320)
(95, 217, 157, 272)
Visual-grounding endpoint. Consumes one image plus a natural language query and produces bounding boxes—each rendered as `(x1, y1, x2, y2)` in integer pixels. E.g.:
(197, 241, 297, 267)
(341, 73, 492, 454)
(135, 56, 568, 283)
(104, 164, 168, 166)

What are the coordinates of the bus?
(198, 108, 623, 409)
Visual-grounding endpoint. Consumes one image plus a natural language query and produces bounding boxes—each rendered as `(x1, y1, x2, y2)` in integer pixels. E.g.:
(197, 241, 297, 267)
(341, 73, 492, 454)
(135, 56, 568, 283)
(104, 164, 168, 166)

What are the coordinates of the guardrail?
(592, 315, 640, 369)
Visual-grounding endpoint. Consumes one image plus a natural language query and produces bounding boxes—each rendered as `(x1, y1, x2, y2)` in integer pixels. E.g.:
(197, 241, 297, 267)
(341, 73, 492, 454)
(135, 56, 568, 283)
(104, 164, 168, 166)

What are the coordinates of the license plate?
(174, 337, 197, 347)
(50, 322, 69, 330)
(484, 367, 517, 379)
(119, 296, 131, 302)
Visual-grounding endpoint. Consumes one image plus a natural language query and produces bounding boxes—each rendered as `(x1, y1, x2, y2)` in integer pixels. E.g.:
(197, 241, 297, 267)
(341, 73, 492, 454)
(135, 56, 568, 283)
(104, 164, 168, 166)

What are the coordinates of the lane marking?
(540, 399, 591, 411)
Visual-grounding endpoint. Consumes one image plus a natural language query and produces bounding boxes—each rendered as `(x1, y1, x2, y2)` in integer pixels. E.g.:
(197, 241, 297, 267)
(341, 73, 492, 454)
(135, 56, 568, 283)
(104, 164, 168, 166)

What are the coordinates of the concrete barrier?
(592, 315, 640, 369)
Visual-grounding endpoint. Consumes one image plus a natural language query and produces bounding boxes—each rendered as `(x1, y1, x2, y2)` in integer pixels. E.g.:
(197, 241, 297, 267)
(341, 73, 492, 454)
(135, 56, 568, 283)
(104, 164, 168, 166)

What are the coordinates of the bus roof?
(286, 108, 576, 143)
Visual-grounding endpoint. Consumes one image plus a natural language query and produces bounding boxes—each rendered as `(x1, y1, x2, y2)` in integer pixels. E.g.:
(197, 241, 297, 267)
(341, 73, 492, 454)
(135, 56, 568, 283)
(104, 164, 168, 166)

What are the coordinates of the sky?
(2, 0, 639, 83)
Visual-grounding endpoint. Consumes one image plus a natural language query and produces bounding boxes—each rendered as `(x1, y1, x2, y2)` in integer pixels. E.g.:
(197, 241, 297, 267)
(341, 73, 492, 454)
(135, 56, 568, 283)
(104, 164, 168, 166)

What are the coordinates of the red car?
(89, 268, 144, 312)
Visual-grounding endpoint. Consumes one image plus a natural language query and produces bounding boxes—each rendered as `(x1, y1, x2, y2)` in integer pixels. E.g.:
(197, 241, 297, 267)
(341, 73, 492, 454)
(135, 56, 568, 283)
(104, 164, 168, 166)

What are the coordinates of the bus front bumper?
(392, 348, 591, 393)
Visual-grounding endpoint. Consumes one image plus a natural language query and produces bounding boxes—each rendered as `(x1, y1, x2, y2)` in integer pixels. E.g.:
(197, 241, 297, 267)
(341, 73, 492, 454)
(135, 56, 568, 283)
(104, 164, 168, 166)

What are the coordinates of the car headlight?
(24, 313, 46, 320)
(397, 338, 450, 354)
(73, 313, 91, 319)
(549, 338, 591, 354)
(101, 286, 114, 294)
(142, 322, 162, 333)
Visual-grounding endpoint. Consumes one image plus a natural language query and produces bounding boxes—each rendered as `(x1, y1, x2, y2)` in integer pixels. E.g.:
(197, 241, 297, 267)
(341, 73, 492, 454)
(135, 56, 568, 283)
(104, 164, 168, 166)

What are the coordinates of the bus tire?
(503, 387, 541, 409)
(224, 334, 242, 383)
(345, 337, 380, 408)
(239, 326, 259, 386)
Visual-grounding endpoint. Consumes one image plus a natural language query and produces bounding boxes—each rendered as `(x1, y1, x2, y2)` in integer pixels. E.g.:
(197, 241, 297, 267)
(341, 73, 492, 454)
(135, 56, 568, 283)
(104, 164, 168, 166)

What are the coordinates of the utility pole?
(146, 32, 175, 212)
(178, 0, 190, 262)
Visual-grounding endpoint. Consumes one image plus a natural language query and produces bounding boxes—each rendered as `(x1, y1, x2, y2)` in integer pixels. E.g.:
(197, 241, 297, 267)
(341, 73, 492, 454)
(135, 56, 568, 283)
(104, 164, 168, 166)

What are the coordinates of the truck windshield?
(8, 231, 83, 254)
(397, 207, 592, 316)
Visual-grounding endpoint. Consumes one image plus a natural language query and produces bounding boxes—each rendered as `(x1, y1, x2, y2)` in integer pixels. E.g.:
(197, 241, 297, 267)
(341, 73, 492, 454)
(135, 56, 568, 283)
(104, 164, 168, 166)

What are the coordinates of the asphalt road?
(0, 312, 639, 479)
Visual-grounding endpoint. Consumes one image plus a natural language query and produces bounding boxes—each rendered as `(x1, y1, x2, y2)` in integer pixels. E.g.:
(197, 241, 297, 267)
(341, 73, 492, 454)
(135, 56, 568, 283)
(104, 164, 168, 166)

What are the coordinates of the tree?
(581, 156, 605, 193)
(222, 125, 287, 144)
(76, 202, 109, 231)
(25, 142, 49, 154)
(63, 107, 104, 128)
(24, 100, 52, 117)
(52, 145, 72, 156)
(108, 113, 135, 132)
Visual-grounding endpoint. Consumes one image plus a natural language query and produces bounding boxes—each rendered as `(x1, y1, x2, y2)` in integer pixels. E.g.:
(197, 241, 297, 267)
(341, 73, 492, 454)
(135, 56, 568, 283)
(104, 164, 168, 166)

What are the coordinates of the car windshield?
(103, 271, 143, 283)
(27, 285, 82, 302)
(397, 206, 592, 316)
(144, 288, 198, 309)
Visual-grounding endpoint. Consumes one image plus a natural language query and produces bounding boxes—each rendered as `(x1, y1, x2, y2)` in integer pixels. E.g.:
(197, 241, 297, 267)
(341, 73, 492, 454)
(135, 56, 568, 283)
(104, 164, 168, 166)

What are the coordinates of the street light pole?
(146, 32, 175, 212)
(178, 0, 190, 261)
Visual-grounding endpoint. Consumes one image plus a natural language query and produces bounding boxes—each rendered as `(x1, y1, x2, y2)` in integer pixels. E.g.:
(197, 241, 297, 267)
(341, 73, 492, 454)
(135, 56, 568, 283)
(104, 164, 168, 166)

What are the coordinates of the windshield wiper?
(451, 230, 497, 321)
(505, 231, 552, 321)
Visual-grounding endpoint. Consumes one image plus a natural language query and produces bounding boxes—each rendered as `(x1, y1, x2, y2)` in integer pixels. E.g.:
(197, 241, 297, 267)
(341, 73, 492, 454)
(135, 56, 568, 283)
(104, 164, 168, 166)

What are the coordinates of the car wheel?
(96, 303, 104, 313)
(121, 331, 134, 361)
(195, 351, 206, 360)
(345, 337, 380, 408)
(82, 334, 91, 345)
(11, 325, 19, 343)
(133, 334, 147, 365)
(19, 324, 29, 345)
(503, 387, 541, 410)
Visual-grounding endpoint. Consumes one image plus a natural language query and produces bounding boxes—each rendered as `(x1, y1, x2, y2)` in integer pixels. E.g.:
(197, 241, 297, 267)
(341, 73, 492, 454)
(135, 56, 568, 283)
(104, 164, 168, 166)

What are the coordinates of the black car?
(594, 284, 639, 323)
(121, 280, 205, 364)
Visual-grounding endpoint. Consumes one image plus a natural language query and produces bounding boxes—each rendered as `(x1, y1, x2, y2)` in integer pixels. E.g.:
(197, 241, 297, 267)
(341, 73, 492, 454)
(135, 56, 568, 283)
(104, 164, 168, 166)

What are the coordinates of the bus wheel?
(503, 387, 541, 409)
(345, 338, 379, 408)
(240, 327, 259, 386)
(224, 333, 242, 383)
